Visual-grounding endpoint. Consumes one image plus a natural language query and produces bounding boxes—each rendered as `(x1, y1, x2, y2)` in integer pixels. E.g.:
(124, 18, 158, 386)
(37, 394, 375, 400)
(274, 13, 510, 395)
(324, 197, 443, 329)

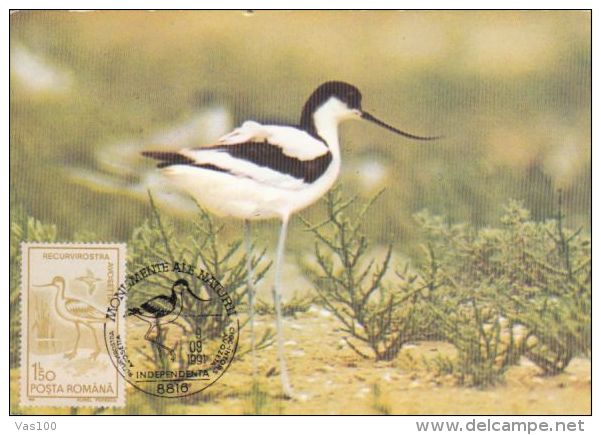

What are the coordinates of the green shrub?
(126, 192, 274, 369)
(499, 197, 591, 374)
(412, 196, 590, 386)
(301, 189, 427, 361)
(413, 210, 524, 386)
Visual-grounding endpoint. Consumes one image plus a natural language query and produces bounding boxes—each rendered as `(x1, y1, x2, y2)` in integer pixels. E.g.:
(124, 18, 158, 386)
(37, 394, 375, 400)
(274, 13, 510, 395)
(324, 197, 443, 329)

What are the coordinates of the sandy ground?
(11, 306, 591, 415)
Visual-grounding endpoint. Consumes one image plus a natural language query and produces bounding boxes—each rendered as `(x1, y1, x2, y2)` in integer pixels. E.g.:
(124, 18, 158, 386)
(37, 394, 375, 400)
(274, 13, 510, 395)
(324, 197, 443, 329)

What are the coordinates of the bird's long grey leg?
(84, 323, 101, 359)
(273, 216, 294, 398)
(65, 322, 81, 359)
(172, 319, 192, 361)
(144, 322, 155, 341)
(147, 321, 175, 361)
(144, 322, 164, 351)
(245, 219, 257, 378)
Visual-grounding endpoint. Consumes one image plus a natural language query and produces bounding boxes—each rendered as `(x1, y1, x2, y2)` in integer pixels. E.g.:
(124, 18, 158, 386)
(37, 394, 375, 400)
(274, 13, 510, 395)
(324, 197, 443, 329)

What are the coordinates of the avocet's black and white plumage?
(34, 276, 107, 360)
(127, 279, 206, 361)
(143, 81, 438, 397)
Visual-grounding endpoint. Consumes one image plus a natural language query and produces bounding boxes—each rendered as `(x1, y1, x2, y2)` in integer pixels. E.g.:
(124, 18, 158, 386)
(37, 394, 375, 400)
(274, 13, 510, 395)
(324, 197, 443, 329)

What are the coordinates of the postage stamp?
(20, 242, 126, 408)
(104, 261, 239, 398)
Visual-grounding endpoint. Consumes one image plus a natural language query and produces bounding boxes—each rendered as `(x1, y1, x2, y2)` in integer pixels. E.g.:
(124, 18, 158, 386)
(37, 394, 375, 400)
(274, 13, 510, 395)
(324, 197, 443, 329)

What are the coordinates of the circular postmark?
(103, 261, 239, 398)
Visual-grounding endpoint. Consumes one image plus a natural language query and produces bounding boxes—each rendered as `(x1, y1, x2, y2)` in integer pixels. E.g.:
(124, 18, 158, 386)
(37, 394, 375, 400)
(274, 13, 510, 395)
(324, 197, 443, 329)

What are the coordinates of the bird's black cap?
(300, 81, 363, 136)
(303, 81, 362, 114)
(311, 81, 362, 108)
(173, 279, 189, 288)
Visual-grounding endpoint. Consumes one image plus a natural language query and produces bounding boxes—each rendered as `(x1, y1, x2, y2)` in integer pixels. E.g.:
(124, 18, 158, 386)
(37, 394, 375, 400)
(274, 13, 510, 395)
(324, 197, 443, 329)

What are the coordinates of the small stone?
(319, 309, 332, 318)
(308, 304, 320, 314)
(354, 387, 371, 398)
(296, 392, 311, 402)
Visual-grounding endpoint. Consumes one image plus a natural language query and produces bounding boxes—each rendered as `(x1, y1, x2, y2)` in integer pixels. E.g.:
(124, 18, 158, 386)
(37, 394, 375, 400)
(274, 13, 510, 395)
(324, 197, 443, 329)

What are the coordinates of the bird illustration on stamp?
(76, 269, 102, 295)
(34, 276, 107, 360)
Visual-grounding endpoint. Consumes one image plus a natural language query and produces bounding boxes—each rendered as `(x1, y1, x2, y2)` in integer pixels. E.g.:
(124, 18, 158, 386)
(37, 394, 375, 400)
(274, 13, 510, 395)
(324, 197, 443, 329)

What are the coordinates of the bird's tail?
(141, 151, 196, 169)
(127, 307, 142, 316)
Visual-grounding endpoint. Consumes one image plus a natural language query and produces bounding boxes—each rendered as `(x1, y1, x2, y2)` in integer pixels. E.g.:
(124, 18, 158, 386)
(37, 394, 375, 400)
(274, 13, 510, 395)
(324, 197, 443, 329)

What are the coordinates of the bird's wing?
(215, 122, 328, 160)
(216, 121, 268, 144)
(140, 296, 173, 316)
(216, 121, 329, 160)
(64, 299, 105, 321)
(143, 122, 333, 189)
(87, 269, 101, 281)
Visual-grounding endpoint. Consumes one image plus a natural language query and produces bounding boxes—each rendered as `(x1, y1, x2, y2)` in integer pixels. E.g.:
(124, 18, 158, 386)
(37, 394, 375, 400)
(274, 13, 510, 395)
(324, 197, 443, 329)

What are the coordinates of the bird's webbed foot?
(89, 349, 101, 360)
(64, 351, 77, 360)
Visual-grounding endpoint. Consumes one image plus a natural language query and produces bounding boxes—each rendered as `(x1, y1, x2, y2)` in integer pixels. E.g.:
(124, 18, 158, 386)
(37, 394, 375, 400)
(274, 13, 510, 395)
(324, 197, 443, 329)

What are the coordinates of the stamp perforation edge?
(18, 241, 127, 409)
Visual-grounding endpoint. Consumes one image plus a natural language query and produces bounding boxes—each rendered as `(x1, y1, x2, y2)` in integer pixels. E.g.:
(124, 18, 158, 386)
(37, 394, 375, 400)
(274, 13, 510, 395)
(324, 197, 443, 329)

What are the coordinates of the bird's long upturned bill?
(360, 111, 441, 141)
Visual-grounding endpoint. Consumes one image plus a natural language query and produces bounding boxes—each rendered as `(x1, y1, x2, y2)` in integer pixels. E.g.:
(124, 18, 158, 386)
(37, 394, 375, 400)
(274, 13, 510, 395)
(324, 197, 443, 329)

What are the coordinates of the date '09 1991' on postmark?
(20, 243, 126, 408)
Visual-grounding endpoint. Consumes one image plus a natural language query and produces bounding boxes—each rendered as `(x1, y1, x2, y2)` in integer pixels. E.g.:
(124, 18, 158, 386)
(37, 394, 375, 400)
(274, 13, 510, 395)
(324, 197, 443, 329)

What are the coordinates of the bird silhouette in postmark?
(126, 279, 208, 361)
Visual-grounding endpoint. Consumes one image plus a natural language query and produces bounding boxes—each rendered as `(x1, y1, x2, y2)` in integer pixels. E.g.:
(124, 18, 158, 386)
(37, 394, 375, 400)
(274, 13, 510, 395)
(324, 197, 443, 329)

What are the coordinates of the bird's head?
(172, 279, 189, 293)
(172, 278, 210, 302)
(34, 276, 65, 288)
(301, 80, 440, 141)
(302, 81, 363, 124)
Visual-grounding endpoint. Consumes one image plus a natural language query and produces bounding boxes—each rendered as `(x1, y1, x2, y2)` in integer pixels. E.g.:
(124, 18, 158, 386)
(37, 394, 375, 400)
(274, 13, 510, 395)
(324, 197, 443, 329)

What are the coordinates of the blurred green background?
(10, 10, 591, 248)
